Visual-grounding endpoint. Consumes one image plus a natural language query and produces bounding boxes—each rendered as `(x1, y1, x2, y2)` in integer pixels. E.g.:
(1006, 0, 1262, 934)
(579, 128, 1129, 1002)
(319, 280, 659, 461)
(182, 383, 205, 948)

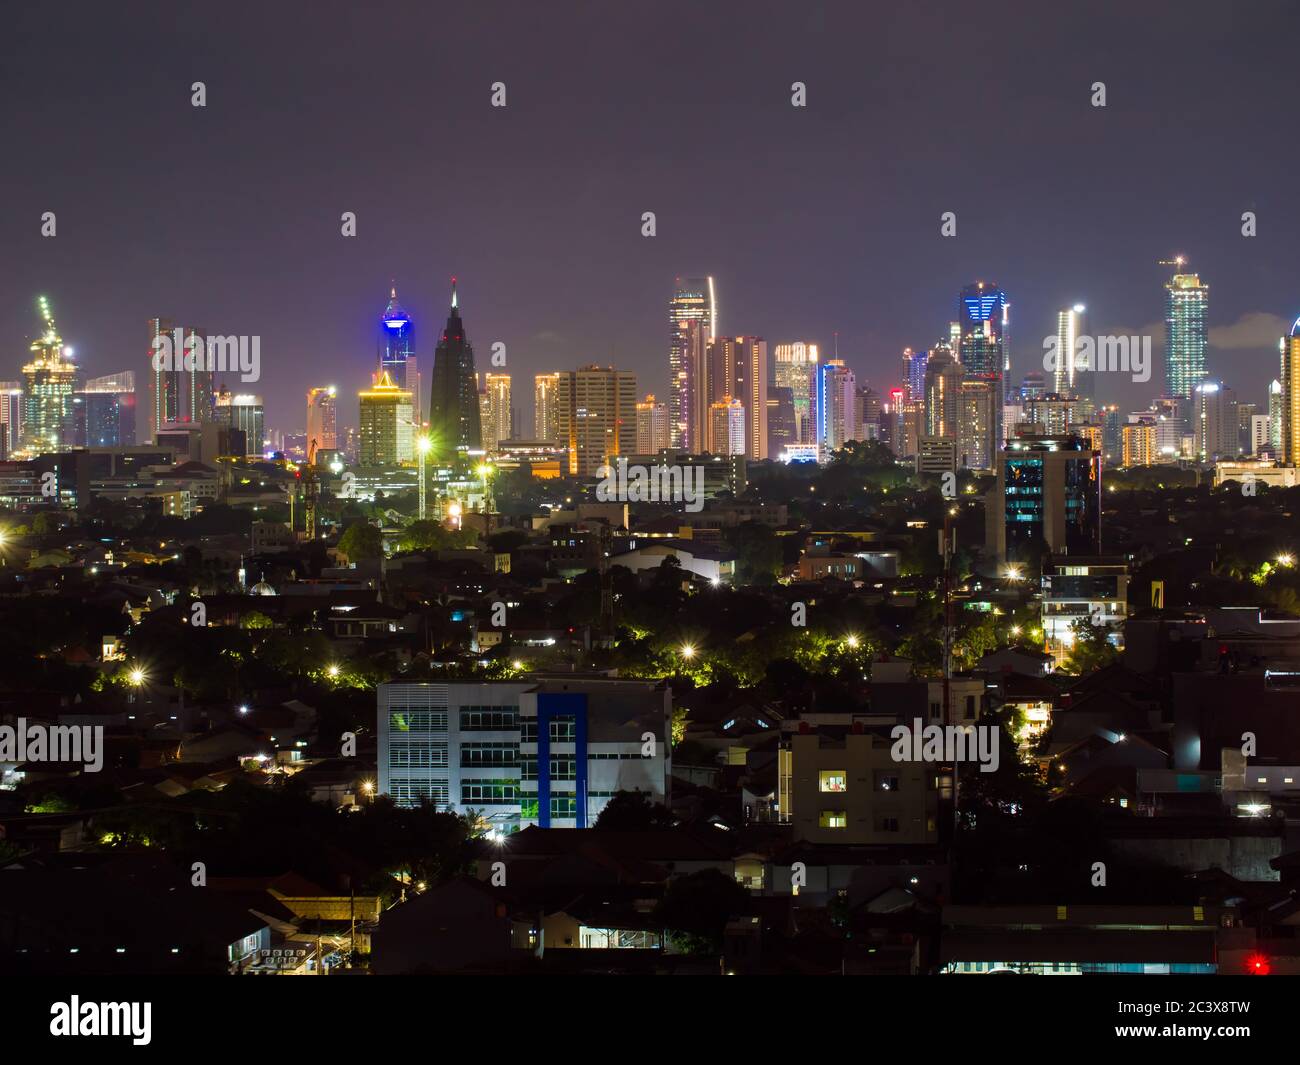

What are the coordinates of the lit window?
(819, 770, 847, 793)
(818, 809, 847, 829)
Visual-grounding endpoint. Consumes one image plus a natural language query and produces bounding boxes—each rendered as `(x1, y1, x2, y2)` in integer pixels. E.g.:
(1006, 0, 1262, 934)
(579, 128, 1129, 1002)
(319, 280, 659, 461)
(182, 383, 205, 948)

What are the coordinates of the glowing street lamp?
(1277, 553, 1294, 567)
(845, 634, 860, 649)
(129, 667, 146, 686)
(326, 664, 341, 680)
(1003, 565, 1023, 582)
(680, 643, 696, 661)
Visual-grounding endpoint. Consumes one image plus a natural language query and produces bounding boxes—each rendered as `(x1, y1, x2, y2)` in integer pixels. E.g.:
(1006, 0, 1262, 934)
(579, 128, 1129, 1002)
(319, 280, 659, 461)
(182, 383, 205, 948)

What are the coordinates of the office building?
(79, 372, 136, 448)
(1193, 380, 1238, 462)
(903, 346, 928, 405)
(147, 316, 212, 438)
(958, 378, 996, 471)
(705, 335, 768, 460)
(1053, 304, 1089, 398)
(376, 678, 672, 831)
(923, 346, 962, 440)
(986, 434, 1102, 565)
(1041, 556, 1128, 667)
(1164, 262, 1209, 425)
(635, 394, 670, 454)
(775, 341, 819, 445)
(379, 286, 419, 425)
(817, 359, 857, 456)
(556, 365, 637, 476)
(358, 371, 414, 466)
(428, 280, 481, 462)
(668, 277, 716, 449)
(958, 282, 1009, 432)
(214, 388, 265, 457)
(1279, 323, 1300, 465)
(709, 397, 746, 456)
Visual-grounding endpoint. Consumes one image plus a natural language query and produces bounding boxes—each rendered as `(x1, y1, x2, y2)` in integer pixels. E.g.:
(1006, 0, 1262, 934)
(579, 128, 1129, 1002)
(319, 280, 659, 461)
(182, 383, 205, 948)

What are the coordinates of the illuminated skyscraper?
(1279, 323, 1300, 465)
(668, 276, 716, 448)
(379, 286, 419, 425)
(481, 372, 512, 451)
(1270, 378, 1284, 456)
(1053, 304, 1088, 397)
(705, 335, 768, 460)
(923, 345, 963, 440)
(709, 397, 746, 457)
(1163, 260, 1208, 422)
(1193, 380, 1237, 461)
(81, 372, 137, 448)
(360, 371, 414, 466)
(428, 279, 481, 462)
(21, 296, 78, 454)
(556, 365, 637, 476)
(958, 282, 1010, 444)
(306, 386, 338, 453)
(534, 373, 561, 443)
(816, 359, 857, 456)
(215, 388, 265, 457)
(636, 394, 670, 453)
(0, 383, 22, 457)
(147, 317, 211, 439)
(774, 342, 819, 444)
(902, 347, 928, 406)
(958, 379, 995, 471)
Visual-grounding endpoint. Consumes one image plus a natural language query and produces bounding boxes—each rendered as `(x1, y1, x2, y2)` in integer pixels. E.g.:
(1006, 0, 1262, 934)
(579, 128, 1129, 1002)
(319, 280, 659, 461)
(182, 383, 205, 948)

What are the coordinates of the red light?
(1247, 953, 1271, 975)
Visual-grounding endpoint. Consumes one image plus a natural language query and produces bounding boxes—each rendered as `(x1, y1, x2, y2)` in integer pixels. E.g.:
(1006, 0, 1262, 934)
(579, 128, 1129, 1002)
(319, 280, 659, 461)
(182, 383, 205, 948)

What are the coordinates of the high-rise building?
(635, 394, 670, 454)
(428, 280, 481, 462)
(556, 365, 637, 476)
(1053, 304, 1089, 398)
(359, 371, 414, 466)
(986, 434, 1102, 565)
(1099, 405, 1123, 466)
(534, 373, 561, 444)
(668, 277, 716, 449)
(709, 397, 746, 457)
(1022, 394, 1094, 437)
(958, 282, 1010, 421)
(481, 373, 512, 452)
(0, 383, 22, 457)
(902, 347, 928, 405)
(21, 297, 77, 454)
(683, 320, 711, 452)
(774, 342, 819, 445)
(306, 386, 338, 455)
(958, 378, 995, 471)
(214, 388, 265, 457)
(147, 317, 212, 439)
(1121, 422, 1158, 468)
(81, 372, 137, 448)
(767, 387, 797, 457)
(856, 385, 881, 442)
(923, 346, 963, 440)
(705, 336, 768, 459)
(1163, 261, 1209, 422)
(1279, 323, 1300, 465)
(1194, 380, 1238, 461)
(1269, 378, 1285, 457)
(816, 360, 857, 456)
(379, 286, 418, 424)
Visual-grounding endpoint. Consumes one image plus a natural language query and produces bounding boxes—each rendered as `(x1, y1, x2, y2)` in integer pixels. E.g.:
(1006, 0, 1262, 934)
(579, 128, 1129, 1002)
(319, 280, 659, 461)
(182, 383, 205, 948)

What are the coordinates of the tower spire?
(450, 276, 458, 311)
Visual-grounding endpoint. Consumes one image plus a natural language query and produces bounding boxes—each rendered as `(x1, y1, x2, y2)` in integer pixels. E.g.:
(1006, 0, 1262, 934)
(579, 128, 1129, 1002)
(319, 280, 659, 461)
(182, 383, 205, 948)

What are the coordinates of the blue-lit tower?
(379, 285, 418, 422)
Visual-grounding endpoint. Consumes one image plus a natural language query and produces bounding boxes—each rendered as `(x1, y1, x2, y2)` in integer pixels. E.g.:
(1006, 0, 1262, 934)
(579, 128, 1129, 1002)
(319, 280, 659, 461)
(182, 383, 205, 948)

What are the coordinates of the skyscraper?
(21, 296, 77, 454)
(306, 386, 338, 453)
(428, 279, 481, 462)
(534, 373, 561, 443)
(668, 277, 716, 449)
(774, 342, 819, 445)
(709, 397, 746, 457)
(635, 394, 670, 453)
(986, 433, 1102, 565)
(958, 379, 995, 471)
(556, 365, 637, 476)
(380, 286, 419, 425)
(958, 282, 1009, 444)
(215, 388, 265, 457)
(1270, 378, 1285, 456)
(705, 335, 768, 459)
(148, 317, 211, 439)
(1053, 304, 1088, 398)
(923, 345, 963, 440)
(82, 372, 137, 448)
(1193, 380, 1238, 461)
(481, 372, 512, 451)
(359, 371, 414, 466)
(1163, 260, 1209, 424)
(816, 359, 856, 456)
(902, 347, 928, 405)
(1279, 322, 1300, 465)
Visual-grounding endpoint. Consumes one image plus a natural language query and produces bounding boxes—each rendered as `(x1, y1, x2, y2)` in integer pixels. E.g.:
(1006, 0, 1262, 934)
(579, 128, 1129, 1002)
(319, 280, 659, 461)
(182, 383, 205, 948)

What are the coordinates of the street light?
(680, 643, 696, 660)
(1003, 565, 1023, 582)
(326, 664, 340, 680)
(416, 435, 432, 520)
(845, 634, 860, 649)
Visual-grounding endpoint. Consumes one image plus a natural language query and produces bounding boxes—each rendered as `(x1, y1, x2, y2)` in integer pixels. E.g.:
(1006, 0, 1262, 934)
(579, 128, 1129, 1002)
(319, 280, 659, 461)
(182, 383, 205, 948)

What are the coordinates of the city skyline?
(4, 3, 1299, 429)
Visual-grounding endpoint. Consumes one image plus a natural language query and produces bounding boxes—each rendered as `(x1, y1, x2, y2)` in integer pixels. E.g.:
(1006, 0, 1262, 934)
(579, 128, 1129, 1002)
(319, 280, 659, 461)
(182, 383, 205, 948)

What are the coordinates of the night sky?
(4, 0, 1299, 431)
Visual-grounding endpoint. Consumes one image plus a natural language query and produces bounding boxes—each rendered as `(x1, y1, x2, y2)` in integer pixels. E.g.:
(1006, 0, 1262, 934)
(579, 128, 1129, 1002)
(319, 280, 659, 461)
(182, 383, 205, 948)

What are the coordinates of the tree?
(653, 869, 749, 954)
(338, 521, 383, 562)
(1062, 618, 1119, 675)
(593, 790, 675, 831)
